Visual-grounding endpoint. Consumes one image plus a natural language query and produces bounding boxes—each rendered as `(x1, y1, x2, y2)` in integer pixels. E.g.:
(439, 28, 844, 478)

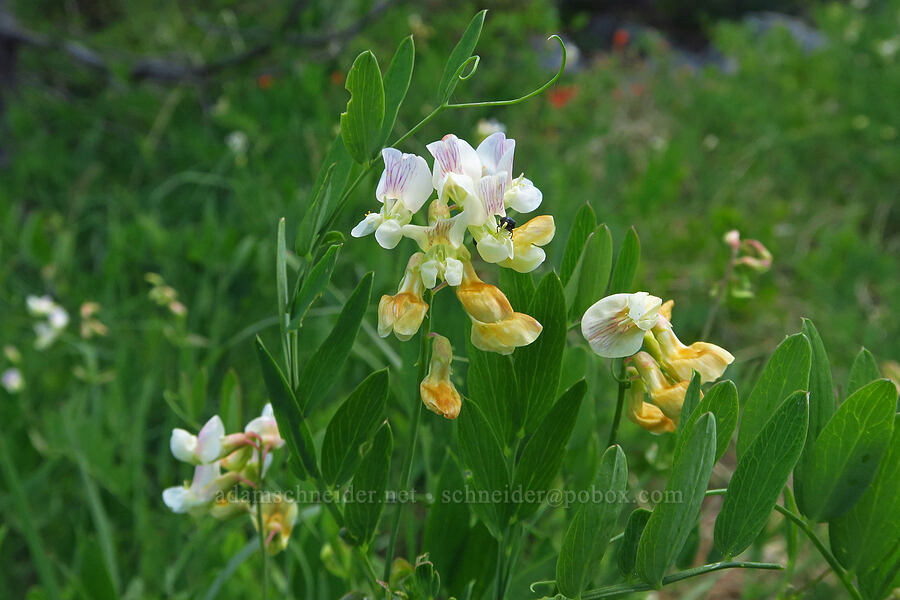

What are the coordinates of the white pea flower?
(245, 403, 284, 451)
(401, 199, 470, 289)
(26, 295, 56, 316)
(170, 415, 225, 465)
(426, 134, 482, 202)
(476, 132, 542, 213)
(2, 368, 24, 393)
(581, 292, 663, 358)
(48, 306, 69, 330)
(351, 148, 432, 249)
(162, 462, 238, 515)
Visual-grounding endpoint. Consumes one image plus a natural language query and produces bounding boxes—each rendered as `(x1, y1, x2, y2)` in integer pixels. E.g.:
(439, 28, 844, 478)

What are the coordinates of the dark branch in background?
(0, 0, 399, 83)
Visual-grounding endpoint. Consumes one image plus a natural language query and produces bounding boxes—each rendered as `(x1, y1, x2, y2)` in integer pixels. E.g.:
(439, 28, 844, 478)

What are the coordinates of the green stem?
(607, 361, 628, 447)
(772, 504, 862, 600)
(354, 546, 380, 595)
(255, 469, 268, 600)
(581, 561, 783, 599)
(382, 293, 432, 582)
(494, 530, 506, 600)
(705, 489, 862, 600)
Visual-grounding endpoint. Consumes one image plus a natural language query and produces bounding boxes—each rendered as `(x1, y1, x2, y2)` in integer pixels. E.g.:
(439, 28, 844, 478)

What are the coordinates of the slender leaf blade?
(344, 422, 393, 547)
(831, 415, 900, 575)
(676, 380, 739, 463)
(254, 337, 318, 478)
(438, 11, 486, 101)
(320, 369, 390, 486)
(340, 51, 385, 163)
(517, 272, 566, 433)
(618, 508, 652, 580)
(636, 413, 717, 587)
(570, 225, 614, 320)
(848, 348, 880, 396)
(296, 272, 374, 411)
(795, 318, 835, 515)
(801, 379, 896, 522)
(289, 244, 341, 330)
(457, 402, 509, 537)
(737, 333, 811, 457)
(559, 203, 597, 286)
(714, 391, 809, 557)
(379, 36, 415, 146)
(608, 226, 640, 294)
(466, 326, 517, 445)
(556, 445, 628, 598)
(513, 380, 586, 518)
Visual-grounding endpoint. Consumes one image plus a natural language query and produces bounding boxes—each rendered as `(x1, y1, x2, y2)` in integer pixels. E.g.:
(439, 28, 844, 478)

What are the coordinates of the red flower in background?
(548, 85, 578, 109)
(329, 70, 345, 86)
(257, 74, 274, 89)
(612, 28, 630, 50)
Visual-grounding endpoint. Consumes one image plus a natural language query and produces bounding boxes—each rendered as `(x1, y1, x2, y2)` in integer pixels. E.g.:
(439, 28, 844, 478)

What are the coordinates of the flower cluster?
(355, 133, 555, 420)
(581, 293, 734, 433)
(162, 405, 297, 553)
(26, 295, 69, 349)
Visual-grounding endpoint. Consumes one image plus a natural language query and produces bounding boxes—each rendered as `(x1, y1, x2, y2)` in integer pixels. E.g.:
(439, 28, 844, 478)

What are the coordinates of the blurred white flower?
(170, 415, 226, 465)
(2, 368, 24, 393)
(475, 118, 506, 144)
(226, 131, 248, 155)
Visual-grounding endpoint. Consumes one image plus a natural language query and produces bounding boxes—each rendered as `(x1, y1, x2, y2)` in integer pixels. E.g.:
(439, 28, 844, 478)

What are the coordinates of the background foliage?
(1, 0, 898, 598)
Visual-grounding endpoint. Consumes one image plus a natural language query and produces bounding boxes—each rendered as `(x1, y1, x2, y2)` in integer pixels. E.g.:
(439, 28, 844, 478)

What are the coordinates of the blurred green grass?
(1, 0, 898, 597)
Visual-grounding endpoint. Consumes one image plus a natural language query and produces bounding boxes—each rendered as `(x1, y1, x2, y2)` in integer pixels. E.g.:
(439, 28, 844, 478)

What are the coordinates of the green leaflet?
(800, 379, 896, 522)
(344, 422, 392, 547)
(618, 508, 652, 580)
(559, 203, 597, 286)
(676, 372, 702, 435)
(830, 415, 900, 578)
(848, 347, 881, 396)
(517, 272, 566, 433)
(320, 369, 390, 487)
(340, 51, 385, 164)
(513, 380, 586, 519)
(437, 11, 486, 102)
(607, 226, 640, 294)
(566, 225, 613, 321)
(465, 321, 517, 444)
(636, 413, 717, 588)
(714, 391, 809, 557)
(289, 244, 341, 330)
(254, 337, 318, 479)
(795, 319, 835, 515)
(378, 36, 414, 147)
(456, 401, 510, 538)
(737, 333, 810, 458)
(296, 272, 373, 412)
(676, 380, 739, 463)
(556, 445, 628, 598)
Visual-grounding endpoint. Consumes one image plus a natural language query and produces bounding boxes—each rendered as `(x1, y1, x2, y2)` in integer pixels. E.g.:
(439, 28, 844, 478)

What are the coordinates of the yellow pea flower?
(625, 367, 675, 434)
(631, 351, 693, 424)
(650, 309, 734, 383)
(251, 495, 298, 555)
(499, 215, 556, 273)
(470, 312, 542, 355)
(378, 253, 429, 341)
(456, 260, 514, 323)
(420, 334, 462, 419)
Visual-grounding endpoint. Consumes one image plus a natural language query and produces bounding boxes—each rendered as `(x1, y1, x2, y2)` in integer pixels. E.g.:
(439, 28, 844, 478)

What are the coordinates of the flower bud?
(420, 335, 462, 419)
(378, 253, 429, 341)
(252, 495, 298, 555)
(631, 351, 691, 424)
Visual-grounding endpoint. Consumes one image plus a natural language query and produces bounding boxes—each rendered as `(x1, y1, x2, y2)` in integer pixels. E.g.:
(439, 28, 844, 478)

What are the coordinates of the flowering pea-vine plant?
(161, 10, 900, 600)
